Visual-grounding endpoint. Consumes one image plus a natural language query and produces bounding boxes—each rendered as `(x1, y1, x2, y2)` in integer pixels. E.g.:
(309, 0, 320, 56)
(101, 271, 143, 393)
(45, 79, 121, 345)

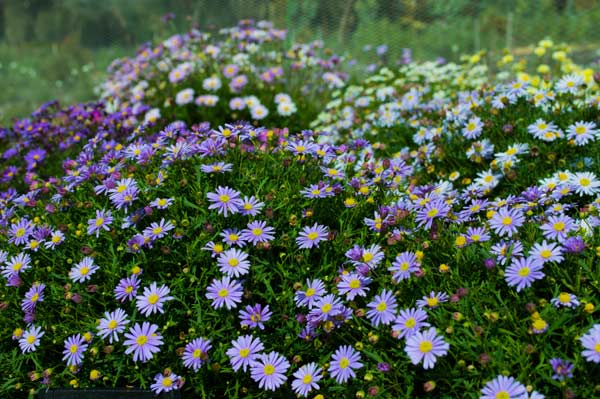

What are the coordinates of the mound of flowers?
(99, 20, 347, 132)
(0, 111, 599, 398)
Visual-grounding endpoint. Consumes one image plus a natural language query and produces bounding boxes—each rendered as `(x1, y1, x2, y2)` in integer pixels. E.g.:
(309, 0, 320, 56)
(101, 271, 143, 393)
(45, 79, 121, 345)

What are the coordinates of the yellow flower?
(537, 64, 550, 74)
(584, 303, 595, 314)
(89, 370, 101, 381)
(534, 47, 546, 56)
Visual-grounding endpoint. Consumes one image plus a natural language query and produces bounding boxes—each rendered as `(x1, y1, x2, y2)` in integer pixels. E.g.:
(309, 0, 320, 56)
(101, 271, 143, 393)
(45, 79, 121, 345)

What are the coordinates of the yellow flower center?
(193, 348, 203, 358)
(540, 249, 552, 259)
(467, 122, 476, 131)
(427, 208, 439, 218)
(376, 301, 387, 312)
(580, 178, 590, 187)
(27, 335, 36, 344)
(12, 262, 23, 271)
(108, 320, 118, 329)
(125, 286, 134, 293)
(219, 194, 230, 203)
(15, 228, 26, 237)
(305, 288, 316, 297)
(136, 335, 147, 346)
(419, 340, 433, 353)
(158, 199, 167, 206)
(307, 232, 319, 241)
(506, 148, 517, 155)
(147, 293, 159, 304)
(52, 235, 61, 243)
(426, 297, 439, 307)
(558, 293, 571, 303)
(162, 377, 173, 387)
(218, 288, 229, 298)
(228, 258, 239, 267)
(362, 252, 374, 262)
(349, 279, 360, 289)
(152, 226, 163, 236)
(575, 126, 586, 135)
(263, 365, 275, 376)
(405, 317, 416, 328)
(80, 266, 89, 276)
(95, 218, 104, 227)
(538, 123, 547, 130)
(302, 374, 313, 384)
(30, 293, 39, 303)
(70, 344, 79, 354)
(553, 222, 565, 231)
(229, 234, 239, 241)
(502, 216, 513, 226)
(252, 228, 263, 236)
(321, 303, 332, 314)
(471, 234, 481, 242)
(532, 319, 547, 331)
(496, 391, 510, 399)
(239, 348, 250, 358)
(595, 343, 600, 354)
(518, 267, 530, 277)
(339, 358, 350, 369)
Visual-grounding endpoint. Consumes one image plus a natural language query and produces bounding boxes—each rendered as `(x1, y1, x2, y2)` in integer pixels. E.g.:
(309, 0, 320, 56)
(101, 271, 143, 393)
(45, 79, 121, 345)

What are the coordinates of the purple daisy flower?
(550, 292, 580, 308)
(415, 199, 451, 230)
(183, 337, 212, 372)
(151, 372, 179, 395)
(489, 207, 525, 237)
(296, 223, 329, 249)
(348, 244, 385, 269)
(328, 345, 363, 384)
(21, 282, 45, 313)
(97, 308, 129, 343)
(404, 327, 449, 369)
(123, 322, 163, 362)
(239, 304, 272, 330)
(143, 218, 175, 241)
(250, 351, 290, 391)
(217, 248, 250, 277)
(149, 197, 174, 210)
(206, 276, 243, 309)
(240, 220, 275, 245)
(2, 252, 31, 278)
(19, 325, 44, 354)
(389, 251, 420, 282)
(87, 209, 113, 237)
(136, 282, 173, 316)
(580, 324, 600, 363)
(43, 230, 65, 249)
(307, 294, 345, 325)
(505, 256, 545, 292)
(337, 272, 371, 300)
(466, 226, 491, 243)
(200, 162, 233, 174)
(62, 334, 89, 366)
(8, 218, 33, 246)
(540, 214, 575, 241)
(366, 289, 398, 327)
(69, 257, 99, 283)
(207, 186, 243, 217)
(220, 228, 246, 247)
(294, 279, 326, 307)
(480, 375, 528, 399)
(239, 196, 265, 216)
(393, 307, 430, 339)
(227, 334, 264, 372)
(292, 362, 322, 397)
(529, 240, 564, 265)
(549, 358, 574, 380)
(416, 291, 449, 308)
(114, 274, 140, 302)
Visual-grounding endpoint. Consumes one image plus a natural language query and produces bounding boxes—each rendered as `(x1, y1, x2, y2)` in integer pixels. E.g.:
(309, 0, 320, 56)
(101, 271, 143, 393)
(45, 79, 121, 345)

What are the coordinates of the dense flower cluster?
(0, 25, 599, 399)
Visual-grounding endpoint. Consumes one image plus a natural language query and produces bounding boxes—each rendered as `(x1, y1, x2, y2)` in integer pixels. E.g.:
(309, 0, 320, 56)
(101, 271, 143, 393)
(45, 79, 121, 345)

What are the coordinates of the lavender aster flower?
(21, 282, 45, 313)
(549, 358, 574, 380)
(480, 375, 528, 399)
(19, 325, 44, 353)
(489, 207, 525, 237)
(183, 338, 212, 372)
(292, 362, 322, 397)
(250, 351, 289, 391)
(296, 223, 329, 249)
(62, 334, 88, 366)
(393, 307, 430, 339)
(151, 372, 179, 395)
(328, 345, 363, 384)
(136, 282, 173, 316)
(87, 209, 113, 237)
(143, 218, 175, 241)
(416, 291, 449, 308)
(337, 272, 371, 300)
(123, 322, 163, 362)
(366, 289, 398, 327)
(529, 240, 564, 265)
(294, 279, 326, 307)
(217, 248, 250, 277)
(8, 218, 33, 246)
(239, 304, 272, 330)
(97, 308, 129, 343)
(239, 196, 265, 216)
(207, 186, 243, 217)
(241, 220, 275, 245)
(580, 324, 600, 363)
(389, 251, 420, 282)
(114, 274, 140, 302)
(227, 334, 264, 372)
(540, 214, 574, 241)
(504, 257, 545, 292)
(550, 292, 580, 308)
(405, 327, 449, 369)
(69, 257, 99, 283)
(206, 276, 243, 309)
